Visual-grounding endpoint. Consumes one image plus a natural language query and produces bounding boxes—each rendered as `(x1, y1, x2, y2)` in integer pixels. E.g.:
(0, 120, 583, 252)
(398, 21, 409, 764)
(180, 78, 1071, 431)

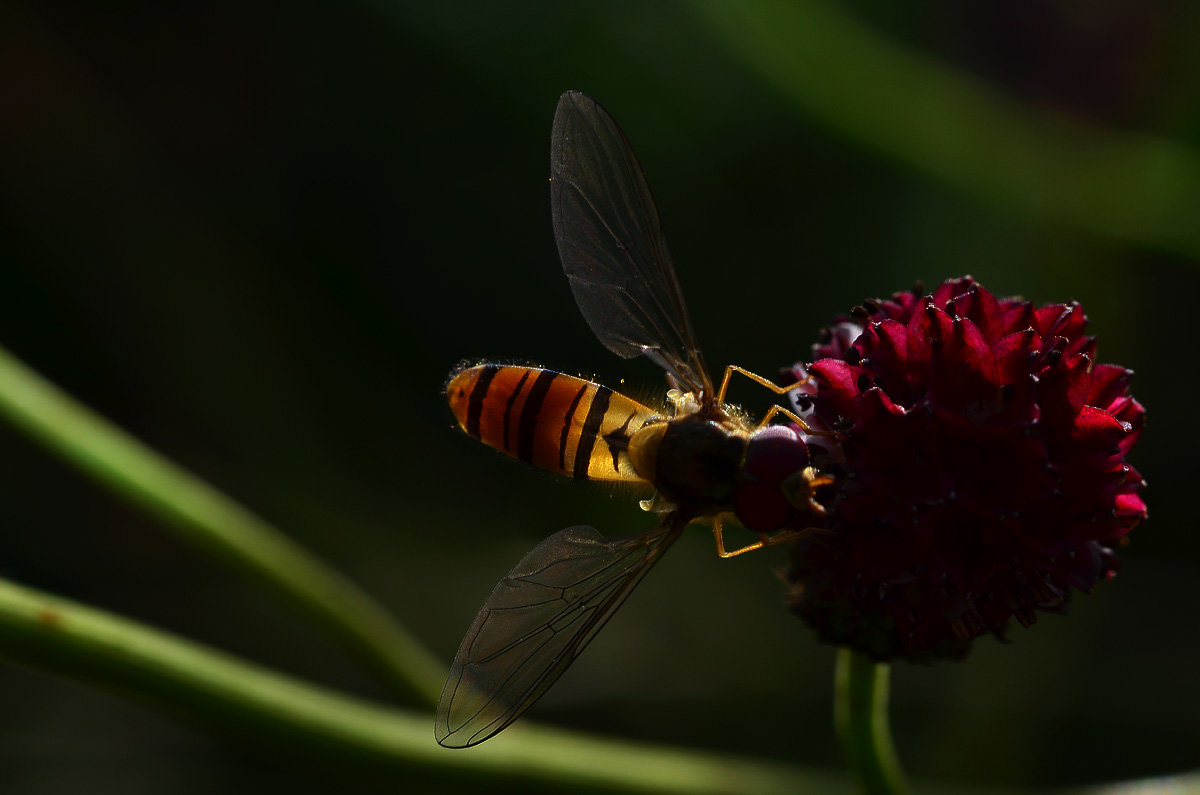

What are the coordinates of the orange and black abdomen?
(447, 364, 657, 481)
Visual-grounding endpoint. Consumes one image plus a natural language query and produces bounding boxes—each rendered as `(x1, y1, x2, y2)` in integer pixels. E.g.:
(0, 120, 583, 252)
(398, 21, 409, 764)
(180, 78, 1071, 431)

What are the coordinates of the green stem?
(0, 343, 443, 705)
(0, 574, 848, 795)
(835, 649, 910, 795)
(695, 0, 1200, 260)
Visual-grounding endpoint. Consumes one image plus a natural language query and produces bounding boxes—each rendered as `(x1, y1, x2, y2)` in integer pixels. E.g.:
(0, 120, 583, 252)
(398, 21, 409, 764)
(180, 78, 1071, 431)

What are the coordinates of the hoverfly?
(435, 92, 831, 748)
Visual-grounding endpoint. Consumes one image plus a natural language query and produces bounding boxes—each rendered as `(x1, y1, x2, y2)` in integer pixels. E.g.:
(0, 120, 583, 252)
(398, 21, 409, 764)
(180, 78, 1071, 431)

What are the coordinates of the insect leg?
(712, 515, 766, 558)
(754, 525, 835, 548)
(758, 404, 819, 432)
(716, 365, 828, 434)
(713, 515, 834, 559)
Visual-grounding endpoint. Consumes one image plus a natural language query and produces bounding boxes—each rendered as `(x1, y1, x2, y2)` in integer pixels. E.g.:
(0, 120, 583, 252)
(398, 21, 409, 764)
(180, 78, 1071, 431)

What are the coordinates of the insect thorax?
(627, 413, 747, 514)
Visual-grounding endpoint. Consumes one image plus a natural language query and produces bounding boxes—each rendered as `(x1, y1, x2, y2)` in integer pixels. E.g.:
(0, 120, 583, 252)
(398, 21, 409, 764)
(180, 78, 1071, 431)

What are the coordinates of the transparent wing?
(435, 518, 685, 747)
(551, 91, 712, 396)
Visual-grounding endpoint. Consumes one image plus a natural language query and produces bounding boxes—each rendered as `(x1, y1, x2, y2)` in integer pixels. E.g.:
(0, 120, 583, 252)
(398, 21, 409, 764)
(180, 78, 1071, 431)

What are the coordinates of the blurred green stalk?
(0, 343, 443, 705)
(697, 0, 1200, 260)
(835, 649, 910, 795)
(0, 573, 846, 794)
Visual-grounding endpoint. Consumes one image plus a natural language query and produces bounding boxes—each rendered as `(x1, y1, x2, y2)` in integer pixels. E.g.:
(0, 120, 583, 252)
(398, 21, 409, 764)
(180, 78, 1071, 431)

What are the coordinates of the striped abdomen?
(446, 364, 658, 481)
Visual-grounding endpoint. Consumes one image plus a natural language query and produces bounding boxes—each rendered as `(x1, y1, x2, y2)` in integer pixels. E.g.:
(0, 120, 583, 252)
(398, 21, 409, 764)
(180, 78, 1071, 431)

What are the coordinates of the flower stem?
(834, 648, 911, 795)
(0, 573, 846, 795)
(0, 343, 443, 705)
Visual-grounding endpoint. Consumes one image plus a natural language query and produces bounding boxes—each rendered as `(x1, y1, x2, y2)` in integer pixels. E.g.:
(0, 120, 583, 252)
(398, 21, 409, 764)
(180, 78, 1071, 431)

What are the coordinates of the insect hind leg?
(716, 365, 825, 434)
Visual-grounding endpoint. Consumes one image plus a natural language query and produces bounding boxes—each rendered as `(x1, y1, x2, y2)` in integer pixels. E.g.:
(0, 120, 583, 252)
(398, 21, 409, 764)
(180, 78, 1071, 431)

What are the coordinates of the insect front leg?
(712, 515, 765, 558)
(712, 514, 833, 559)
(758, 404, 817, 432)
(716, 365, 827, 434)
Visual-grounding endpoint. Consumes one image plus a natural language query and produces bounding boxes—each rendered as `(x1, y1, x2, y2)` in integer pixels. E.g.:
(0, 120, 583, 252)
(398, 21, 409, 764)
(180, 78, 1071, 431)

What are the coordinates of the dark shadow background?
(0, 1, 1196, 792)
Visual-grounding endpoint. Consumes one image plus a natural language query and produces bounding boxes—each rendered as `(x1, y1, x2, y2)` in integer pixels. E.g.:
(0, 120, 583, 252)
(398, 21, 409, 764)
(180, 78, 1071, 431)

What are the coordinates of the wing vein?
(435, 518, 686, 747)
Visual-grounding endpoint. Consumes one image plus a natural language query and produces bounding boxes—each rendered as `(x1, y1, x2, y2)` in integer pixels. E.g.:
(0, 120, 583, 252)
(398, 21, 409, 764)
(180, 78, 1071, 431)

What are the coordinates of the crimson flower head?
(785, 277, 1146, 661)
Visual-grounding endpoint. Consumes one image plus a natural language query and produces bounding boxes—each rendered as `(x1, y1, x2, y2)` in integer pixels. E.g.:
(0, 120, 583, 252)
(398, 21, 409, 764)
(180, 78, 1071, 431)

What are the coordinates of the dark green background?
(0, 1, 1196, 792)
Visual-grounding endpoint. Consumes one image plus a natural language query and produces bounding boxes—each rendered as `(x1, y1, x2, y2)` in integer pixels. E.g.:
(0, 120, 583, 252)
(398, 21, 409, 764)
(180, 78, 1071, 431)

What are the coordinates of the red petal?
(1033, 304, 1069, 336)
(859, 320, 911, 399)
(857, 385, 906, 419)
(952, 317, 997, 382)
(1115, 399, 1145, 454)
(929, 316, 998, 412)
(1087, 364, 1133, 409)
(993, 328, 1038, 383)
(906, 299, 938, 373)
(952, 282, 1005, 342)
(1065, 353, 1092, 411)
(810, 359, 863, 420)
(1001, 300, 1037, 336)
(1059, 302, 1088, 340)
(1113, 492, 1147, 525)
(1072, 405, 1127, 445)
(930, 279, 965, 307)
